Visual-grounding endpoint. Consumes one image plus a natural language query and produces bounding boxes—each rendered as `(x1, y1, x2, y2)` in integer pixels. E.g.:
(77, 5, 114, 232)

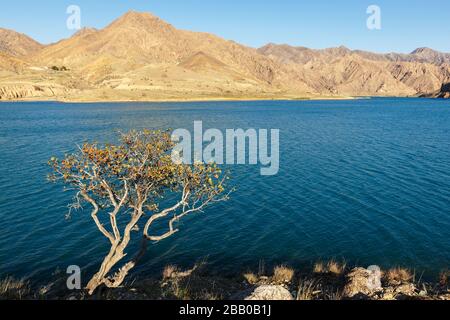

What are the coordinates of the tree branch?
(81, 191, 115, 244)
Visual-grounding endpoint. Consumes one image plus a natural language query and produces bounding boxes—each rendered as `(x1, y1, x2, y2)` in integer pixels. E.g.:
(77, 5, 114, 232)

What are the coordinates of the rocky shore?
(1, 262, 448, 301)
(436, 83, 450, 98)
(421, 82, 450, 99)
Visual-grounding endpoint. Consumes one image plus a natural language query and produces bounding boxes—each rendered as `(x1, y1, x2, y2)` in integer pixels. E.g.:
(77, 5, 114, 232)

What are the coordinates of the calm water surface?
(0, 98, 449, 282)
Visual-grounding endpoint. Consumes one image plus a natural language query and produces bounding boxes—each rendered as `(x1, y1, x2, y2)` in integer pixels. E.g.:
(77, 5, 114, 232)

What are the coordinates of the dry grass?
(162, 265, 179, 280)
(327, 260, 346, 275)
(161, 265, 193, 300)
(243, 273, 259, 285)
(163, 264, 200, 281)
(313, 260, 346, 275)
(313, 262, 325, 274)
(0, 277, 31, 300)
(296, 278, 321, 300)
(439, 270, 449, 287)
(385, 267, 413, 285)
(272, 265, 295, 284)
(161, 261, 240, 300)
(198, 289, 221, 301)
(325, 289, 344, 301)
(170, 281, 191, 300)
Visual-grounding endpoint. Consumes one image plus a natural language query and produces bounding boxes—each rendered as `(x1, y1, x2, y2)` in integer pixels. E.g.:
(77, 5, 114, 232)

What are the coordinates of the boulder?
(343, 267, 382, 298)
(395, 283, 416, 295)
(244, 285, 294, 301)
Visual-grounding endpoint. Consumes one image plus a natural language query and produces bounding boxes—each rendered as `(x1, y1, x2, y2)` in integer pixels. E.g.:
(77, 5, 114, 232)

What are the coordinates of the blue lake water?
(0, 98, 449, 283)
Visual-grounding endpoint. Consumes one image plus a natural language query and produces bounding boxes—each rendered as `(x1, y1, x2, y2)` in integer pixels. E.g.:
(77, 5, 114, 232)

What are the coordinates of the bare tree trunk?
(85, 244, 125, 295)
(86, 211, 146, 295)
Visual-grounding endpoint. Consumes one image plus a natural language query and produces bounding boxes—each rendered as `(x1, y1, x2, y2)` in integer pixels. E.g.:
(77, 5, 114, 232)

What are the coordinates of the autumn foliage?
(49, 129, 230, 294)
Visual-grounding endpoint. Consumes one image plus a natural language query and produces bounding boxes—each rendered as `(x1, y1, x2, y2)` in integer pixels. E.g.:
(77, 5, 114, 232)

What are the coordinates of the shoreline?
(0, 95, 359, 104)
(2, 261, 448, 300)
(1, 95, 433, 104)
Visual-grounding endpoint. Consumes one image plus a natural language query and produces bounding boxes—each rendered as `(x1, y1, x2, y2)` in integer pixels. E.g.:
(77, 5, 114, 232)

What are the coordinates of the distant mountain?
(27, 11, 312, 99)
(409, 47, 450, 64)
(258, 43, 450, 96)
(0, 11, 449, 101)
(0, 28, 43, 57)
(33, 11, 308, 86)
(258, 43, 450, 65)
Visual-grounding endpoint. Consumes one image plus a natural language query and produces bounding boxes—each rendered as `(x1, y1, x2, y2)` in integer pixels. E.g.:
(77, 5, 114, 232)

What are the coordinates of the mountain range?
(1, 11, 449, 101)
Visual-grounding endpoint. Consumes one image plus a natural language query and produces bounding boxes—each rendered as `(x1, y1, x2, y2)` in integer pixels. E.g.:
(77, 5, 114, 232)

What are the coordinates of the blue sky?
(1, 0, 449, 53)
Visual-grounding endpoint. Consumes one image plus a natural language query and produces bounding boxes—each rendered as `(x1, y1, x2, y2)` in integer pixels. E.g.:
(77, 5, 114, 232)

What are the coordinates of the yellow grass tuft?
(162, 265, 179, 280)
(243, 273, 259, 285)
(314, 260, 346, 275)
(313, 262, 325, 274)
(385, 267, 413, 285)
(326, 260, 346, 275)
(272, 265, 295, 284)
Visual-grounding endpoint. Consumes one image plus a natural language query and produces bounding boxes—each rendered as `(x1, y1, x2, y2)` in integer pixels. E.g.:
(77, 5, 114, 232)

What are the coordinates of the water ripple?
(0, 98, 450, 282)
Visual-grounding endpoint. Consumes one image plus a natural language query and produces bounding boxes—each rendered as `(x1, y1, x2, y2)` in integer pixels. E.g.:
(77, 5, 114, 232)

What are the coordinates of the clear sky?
(1, 0, 449, 53)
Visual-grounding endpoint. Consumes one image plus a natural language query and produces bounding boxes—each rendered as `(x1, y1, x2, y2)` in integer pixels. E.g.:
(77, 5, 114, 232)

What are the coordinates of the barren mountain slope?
(1, 11, 449, 101)
(299, 55, 416, 96)
(259, 44, 450, 96)
(0, 52, 29, 73)
(32, 11, 314, 96)
(259, 43, 450, 66)
(0, 28, 43, 57)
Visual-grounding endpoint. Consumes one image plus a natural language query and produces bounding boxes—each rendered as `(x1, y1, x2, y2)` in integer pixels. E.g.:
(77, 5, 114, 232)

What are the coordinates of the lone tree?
(49, 130, 230, 294)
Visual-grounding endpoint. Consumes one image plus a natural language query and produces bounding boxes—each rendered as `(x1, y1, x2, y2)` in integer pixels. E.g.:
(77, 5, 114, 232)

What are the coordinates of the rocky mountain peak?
(72, 27, 98, 38)
(107, 10, 171, 30)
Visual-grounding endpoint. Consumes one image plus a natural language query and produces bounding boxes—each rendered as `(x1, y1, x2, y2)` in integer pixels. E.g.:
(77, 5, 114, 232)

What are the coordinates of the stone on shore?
(244, 285, 294, 301)
(343, 267, 382, 298)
